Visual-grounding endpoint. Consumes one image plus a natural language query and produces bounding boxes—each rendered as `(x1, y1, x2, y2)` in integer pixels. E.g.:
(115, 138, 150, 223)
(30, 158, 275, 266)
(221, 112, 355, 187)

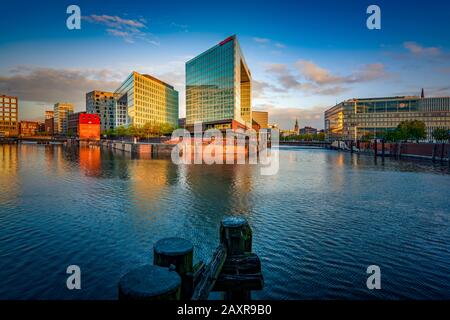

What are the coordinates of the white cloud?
(83, 14, 159, 45)
(253, 37, 270, 44)
(404, 42, 441, 56)
(0, 66, 123, 111)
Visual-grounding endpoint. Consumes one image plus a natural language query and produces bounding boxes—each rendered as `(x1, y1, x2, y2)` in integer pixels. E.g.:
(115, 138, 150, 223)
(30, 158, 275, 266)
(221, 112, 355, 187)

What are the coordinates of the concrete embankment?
(100, 140, 174, 158)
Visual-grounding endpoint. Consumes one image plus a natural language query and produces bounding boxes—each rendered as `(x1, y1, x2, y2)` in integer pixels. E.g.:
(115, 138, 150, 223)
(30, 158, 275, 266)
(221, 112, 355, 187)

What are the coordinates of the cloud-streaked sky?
(1, 0, 450, 129)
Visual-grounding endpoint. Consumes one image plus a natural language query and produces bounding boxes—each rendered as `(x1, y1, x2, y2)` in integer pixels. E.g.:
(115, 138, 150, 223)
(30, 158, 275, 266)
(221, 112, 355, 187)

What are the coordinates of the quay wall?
(357, 141, 450, 161)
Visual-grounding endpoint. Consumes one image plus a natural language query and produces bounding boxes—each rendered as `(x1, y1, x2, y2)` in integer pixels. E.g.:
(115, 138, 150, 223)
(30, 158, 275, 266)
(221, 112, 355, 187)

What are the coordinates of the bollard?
(154, 237, 194, 299)
(118, 265, 181, 300)
(219, 216, 256, 300)
(220, 217, 252, 255)
(374, 140, 378, 159)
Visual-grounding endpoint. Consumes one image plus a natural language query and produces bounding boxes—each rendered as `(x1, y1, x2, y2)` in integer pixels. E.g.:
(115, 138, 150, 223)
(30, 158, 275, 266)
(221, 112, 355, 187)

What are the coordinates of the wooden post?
(219, 216, 255, 300)
(118, 265, 181, 300)
(350, 140, 354, 154)
(374, 140, 378, 159)
(441, 143, 445, 164)
(432, 143, 437, 162)
(153, 237, 193, 299)
(191, 244, 227, 300)
(381, 139, 385, 160)
(447, 143, 450, 167)
(220, 216, 252, 255)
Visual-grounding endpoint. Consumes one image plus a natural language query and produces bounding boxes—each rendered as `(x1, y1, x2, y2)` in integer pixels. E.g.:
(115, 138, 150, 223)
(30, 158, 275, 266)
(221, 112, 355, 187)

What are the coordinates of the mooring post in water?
(118, 265, 181, 300)
(218, 217, 259, 300)
(432, 143, 437, 162)
(381, 139, 385, 160)
(374, 139, 378, 159)
(118, 217, 263, 301)
(153, 237, 194, 299)
(220, 217, 252, 255)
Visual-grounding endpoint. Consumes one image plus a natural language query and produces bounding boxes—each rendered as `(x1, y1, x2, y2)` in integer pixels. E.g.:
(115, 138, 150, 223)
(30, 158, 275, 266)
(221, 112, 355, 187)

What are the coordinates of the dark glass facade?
(186, 35, 251, 129)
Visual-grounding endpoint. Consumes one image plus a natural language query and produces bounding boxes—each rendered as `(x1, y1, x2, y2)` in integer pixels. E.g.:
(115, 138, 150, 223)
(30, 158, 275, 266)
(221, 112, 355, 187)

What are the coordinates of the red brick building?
(45, 117, 54, 135)
(68, 113, 100, 140)
(79, 113, 100, 140)
(19, 121, 40, 136)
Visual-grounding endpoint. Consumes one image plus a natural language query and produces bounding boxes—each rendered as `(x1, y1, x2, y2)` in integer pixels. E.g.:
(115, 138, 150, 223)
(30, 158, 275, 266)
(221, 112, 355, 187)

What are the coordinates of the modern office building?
(300, 126, 318, 135)
(178, 118, 186, 128)
(68, 111, 86, 136)
(115, 71, 179, 128)
(45, 110, 54, 120)
(45, 117, 54, 135)
(0, 95, 19, 137)
(86, 91, 116, 132)
(186, 35, 252, 131)
(54, 102, 74, 135)
(252, 111, 269, 129)
(324, 95, 450, 141)
(19, 121, 40, 136)
(115, 97, 127, 127)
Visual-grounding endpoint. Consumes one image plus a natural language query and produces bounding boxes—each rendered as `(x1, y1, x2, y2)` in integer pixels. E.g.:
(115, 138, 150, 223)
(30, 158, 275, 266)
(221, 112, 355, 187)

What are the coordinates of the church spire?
(421, 88, 425, 99)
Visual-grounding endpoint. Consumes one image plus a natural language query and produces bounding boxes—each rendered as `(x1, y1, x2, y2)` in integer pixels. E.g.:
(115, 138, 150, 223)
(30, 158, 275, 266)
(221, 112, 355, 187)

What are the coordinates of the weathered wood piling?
(118, 216, 264, 300)
(118, 265, 181, 300)
(153, 237, 194, 299)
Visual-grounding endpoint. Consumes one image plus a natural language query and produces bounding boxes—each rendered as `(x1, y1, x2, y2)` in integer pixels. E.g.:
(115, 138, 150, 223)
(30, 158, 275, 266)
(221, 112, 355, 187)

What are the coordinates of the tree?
(115, 126, 127, 137)
(316, 132, 325, 141)
(142, 122, 156, 139)
(160, 123, 175, 136)
(384, 130, 400, 142)
(432, 128, 449, 142)
(361, 133, 374, 142)
(397, 120, 426, 142)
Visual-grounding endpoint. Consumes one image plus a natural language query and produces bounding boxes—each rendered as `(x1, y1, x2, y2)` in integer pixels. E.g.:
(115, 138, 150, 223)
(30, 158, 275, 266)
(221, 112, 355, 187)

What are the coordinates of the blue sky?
(1, 0, 449, 129)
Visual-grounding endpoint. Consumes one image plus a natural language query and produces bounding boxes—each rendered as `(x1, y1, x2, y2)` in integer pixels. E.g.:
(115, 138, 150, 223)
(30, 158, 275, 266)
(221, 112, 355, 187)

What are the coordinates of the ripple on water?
(0, 145, 449, 299)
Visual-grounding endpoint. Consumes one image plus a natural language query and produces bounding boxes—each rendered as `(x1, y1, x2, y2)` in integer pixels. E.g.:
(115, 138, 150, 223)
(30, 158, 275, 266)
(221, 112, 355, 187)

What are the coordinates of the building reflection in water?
(180, 163, 255, 220)
(79, 146, 101, 177)
(0, 144, 19, 206)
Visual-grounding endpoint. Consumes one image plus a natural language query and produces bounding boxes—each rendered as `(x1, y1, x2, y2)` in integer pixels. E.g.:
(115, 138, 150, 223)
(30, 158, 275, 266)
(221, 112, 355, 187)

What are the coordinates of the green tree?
(160, 123, 175, 135)
(142, 122, 156, 139)
(397, 120, 426, 142)
(432, 128, 449, 142)
(384, 130, 400, 142)
(115, 126, 127, 137)
(316, 132, 325, 141)
(361, 133, 374, 142)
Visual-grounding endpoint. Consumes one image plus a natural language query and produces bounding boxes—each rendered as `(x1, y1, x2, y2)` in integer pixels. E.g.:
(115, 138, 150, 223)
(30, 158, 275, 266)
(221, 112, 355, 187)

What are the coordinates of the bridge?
(280, 141, 331, 148)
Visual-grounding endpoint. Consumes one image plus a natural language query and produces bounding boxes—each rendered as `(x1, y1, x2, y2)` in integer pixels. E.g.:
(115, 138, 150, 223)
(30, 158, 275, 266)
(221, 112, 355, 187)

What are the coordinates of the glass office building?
(186, 35, 252, 130)
(86, 91, 117, 132)
(53, 102, 74, 135)
(115, 71, 179, 128)
(325, 95, 450, 141)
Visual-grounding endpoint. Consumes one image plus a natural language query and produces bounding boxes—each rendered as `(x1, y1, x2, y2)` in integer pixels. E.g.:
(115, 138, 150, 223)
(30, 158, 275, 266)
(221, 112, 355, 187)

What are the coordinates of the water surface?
(0, 144, 449, 299)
